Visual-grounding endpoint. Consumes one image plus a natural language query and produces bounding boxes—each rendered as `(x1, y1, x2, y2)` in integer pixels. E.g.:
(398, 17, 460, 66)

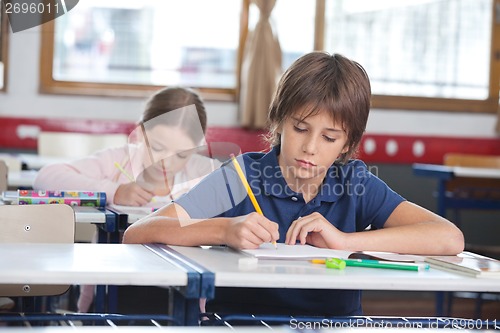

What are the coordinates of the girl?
(34, 86, 218, 207)
(34, 86, 220, 312)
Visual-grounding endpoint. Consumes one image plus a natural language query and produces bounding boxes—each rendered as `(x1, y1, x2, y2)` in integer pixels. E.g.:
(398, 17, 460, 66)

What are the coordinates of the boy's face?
(277, 108, 348, 190)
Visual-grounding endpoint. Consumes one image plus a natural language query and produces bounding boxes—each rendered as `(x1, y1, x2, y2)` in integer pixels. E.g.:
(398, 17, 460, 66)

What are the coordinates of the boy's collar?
(257, 146, 342, 203)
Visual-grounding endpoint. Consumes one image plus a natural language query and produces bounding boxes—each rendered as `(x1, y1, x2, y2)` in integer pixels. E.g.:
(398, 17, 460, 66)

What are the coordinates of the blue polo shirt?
(176, 146, 405, 317)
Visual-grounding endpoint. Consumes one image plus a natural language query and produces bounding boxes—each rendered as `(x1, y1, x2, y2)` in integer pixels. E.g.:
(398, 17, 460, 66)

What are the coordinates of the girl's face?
(140, 124, 198, 181)
(277, 108, 348, 191)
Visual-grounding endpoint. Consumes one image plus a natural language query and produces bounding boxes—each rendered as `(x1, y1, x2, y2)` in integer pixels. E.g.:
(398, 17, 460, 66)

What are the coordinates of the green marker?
(343, 259, 429, 271)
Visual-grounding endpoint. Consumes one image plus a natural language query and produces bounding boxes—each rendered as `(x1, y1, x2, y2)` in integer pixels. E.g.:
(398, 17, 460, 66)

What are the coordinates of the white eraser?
(238, 257, 258, 269)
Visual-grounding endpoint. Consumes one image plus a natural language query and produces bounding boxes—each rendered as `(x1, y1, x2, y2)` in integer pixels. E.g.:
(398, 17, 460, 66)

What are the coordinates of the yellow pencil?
(230, 154, 277, 249)
(310, 259, 326, 264)
(114, 161, 135, 182)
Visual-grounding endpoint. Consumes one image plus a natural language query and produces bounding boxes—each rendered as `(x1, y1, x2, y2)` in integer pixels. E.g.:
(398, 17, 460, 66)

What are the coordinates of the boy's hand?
(224, 212, 279, 250)
(285, 212, 345, 248)
(114, 182, 155, 206)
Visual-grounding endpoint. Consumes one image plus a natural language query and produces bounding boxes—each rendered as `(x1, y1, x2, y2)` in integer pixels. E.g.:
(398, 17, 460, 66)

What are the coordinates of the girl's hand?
(114, 182, 155, 206)
(285, 212, 346, 248)
(224, 212, 279, 250)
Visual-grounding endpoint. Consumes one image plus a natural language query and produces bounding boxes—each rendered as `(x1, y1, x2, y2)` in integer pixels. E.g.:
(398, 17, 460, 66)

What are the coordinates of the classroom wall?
(1, 26, 498, 136)
(1, 26, 499, 249)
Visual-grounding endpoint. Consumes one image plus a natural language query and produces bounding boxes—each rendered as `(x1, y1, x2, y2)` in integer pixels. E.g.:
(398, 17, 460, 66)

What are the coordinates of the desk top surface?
(72, 206, 107, 224)
(0, 243, 188, 286)
(0, 152, 70, 170)
(7, 169, 37, 188)
(413, 163, 500, 179)
(452, 166, 500, 179)
(0, 198, 108, 224)
(170, 245, 500, 293)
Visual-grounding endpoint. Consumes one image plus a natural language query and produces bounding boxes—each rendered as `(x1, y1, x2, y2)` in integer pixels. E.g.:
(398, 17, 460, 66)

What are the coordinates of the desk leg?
(435, 291, 445, 316)
(97, 227, 108, 244)
(107, 286, 118, 313)
(95, 285, 106, 313)
(435, 180, 448, 317)
(170, 288, 200, 326)
(185, 299, 200, 326)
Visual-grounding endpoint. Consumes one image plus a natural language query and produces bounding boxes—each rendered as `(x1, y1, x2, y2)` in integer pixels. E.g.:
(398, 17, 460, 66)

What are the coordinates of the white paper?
(242, 243, 423, 262)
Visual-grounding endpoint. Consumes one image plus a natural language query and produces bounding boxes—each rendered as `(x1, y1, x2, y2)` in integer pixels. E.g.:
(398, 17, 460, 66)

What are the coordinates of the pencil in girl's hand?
(230, 154, 277, 249)
(114, 161, 135, 182)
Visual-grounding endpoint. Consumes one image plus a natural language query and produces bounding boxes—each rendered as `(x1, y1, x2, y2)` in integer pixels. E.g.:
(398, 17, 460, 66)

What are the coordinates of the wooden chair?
(444, 153, 500, 168)
(441, 153, 500, 317)
(0, 204, 75, 312)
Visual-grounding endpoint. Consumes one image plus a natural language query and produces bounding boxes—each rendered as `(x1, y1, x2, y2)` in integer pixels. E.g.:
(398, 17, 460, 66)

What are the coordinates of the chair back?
(0, 204, 75, 297)
(444, 153, 500, 168)
(0, 160, 7, 192)
(38, 131, 128, 158)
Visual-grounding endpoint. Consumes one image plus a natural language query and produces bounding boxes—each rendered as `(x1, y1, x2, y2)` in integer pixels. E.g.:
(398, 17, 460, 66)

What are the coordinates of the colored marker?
(310, 258, 429, 271)
(344, 259, 429, 271)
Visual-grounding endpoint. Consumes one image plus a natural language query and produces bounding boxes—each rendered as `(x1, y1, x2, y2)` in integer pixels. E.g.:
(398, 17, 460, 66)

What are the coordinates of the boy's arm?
(122, 202, 279, 249)
(345, 201, 464, 255)
(123, 203, 224, 245)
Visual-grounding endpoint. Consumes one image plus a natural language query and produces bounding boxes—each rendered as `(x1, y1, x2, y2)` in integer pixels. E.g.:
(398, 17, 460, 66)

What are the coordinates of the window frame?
(39, 14, 241, 101)
(39, 0, 500, 113)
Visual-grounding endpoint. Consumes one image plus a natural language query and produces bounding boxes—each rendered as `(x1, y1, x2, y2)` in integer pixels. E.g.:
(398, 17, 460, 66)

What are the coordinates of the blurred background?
(0, 0, 499, 319)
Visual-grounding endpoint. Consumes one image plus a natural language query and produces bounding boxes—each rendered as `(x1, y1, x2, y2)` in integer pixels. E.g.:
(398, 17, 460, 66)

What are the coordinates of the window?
(0, 5, 8, 91)
(323, 0, 497, 112)
(267, 0, 316, 70)
(42, 0, 242, 98)
(40, 0, 499, 113)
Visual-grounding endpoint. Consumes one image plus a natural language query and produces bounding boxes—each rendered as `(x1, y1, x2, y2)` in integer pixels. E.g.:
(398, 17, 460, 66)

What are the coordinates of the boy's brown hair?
(267, 52, 371, 164)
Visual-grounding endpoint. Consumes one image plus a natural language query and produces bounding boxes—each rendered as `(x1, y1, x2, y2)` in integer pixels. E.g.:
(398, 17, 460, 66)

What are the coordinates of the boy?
(123, 52, 464, 317)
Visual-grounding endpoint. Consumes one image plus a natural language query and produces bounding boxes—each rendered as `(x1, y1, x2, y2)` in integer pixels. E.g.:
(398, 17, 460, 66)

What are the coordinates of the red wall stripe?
(0, 116, 499, 165)
(357, 135, 500, 164)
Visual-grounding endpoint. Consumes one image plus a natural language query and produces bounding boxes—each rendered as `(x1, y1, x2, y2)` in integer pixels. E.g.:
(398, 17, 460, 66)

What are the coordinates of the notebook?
(425, 251, 500, 278)
(242, 243, 424, 262)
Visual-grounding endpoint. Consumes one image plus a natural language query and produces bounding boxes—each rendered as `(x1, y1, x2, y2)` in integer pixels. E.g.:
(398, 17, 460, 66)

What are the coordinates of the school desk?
(1, 152, 76, 189)
(6, 169, 37, 189)
(102, 205, 165, 245)
(166, 245, 500, 292)
(157, 245, 500, 325)
(0, 193, 120, 243)
(412, 163, 500, 216)
(0, 243, 203, 326)
(0, 152, 69, 171)
(413, 163, 500, 316)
